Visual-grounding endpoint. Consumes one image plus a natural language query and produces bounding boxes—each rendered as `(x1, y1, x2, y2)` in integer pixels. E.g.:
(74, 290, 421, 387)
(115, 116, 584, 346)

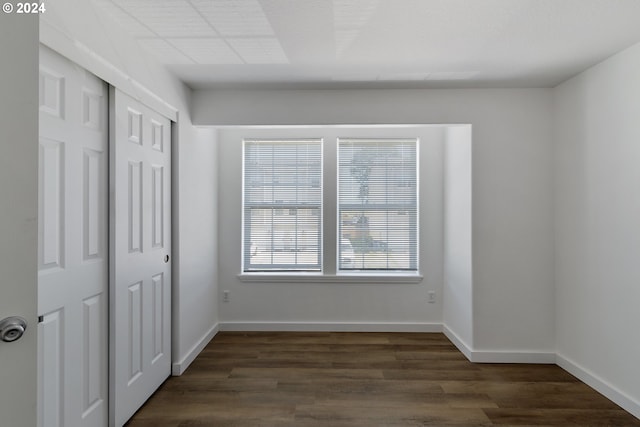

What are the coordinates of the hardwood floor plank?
(257, 350, 397, 363)
(311, 392, 498, 409)
(276, 378, 445, 395)
(491, 393, 624, 410)
(230, 366, 386, 380)
(476, 364, 579, 382)
(160, 378, 278, 393)
(395, 350, 468, 361)
(125, 332, 640, 426)
(383, 368, 486, 381)
(440, 380, 593, 395)
(332, 359, 480, 370)
(295, 403, 493, 425)
(483, 408, 640, 426)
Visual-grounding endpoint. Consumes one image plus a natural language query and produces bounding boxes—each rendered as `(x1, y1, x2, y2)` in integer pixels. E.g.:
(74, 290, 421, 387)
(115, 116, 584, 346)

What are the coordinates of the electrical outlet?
(223, 290, 230, 302)
(427, 291, 436, 303)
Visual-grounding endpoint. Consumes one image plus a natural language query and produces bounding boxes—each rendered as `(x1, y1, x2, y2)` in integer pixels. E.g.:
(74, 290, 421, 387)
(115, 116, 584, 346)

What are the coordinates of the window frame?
(241, 138, 324, 273)
(337, 138, 419, 273)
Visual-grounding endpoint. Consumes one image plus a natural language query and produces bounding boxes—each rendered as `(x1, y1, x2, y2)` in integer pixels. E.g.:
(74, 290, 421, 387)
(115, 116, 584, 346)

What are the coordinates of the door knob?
(0, 316, 27, 343)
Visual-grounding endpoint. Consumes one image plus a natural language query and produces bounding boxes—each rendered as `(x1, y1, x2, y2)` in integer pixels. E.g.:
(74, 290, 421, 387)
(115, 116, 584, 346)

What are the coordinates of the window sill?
(237, 272, 423, 284)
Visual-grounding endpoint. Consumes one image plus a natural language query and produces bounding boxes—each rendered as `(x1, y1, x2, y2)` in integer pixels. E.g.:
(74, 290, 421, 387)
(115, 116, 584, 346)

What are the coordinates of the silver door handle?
(0, 316, 27, 342)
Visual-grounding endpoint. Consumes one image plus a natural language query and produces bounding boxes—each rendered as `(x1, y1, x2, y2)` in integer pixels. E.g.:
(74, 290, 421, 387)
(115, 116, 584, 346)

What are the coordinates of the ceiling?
(91, 0, 640, 90)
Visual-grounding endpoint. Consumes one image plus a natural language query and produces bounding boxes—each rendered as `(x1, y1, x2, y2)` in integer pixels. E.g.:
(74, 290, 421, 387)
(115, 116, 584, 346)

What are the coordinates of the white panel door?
(38, 46, 109, 427)
(110, 88, 172, 427)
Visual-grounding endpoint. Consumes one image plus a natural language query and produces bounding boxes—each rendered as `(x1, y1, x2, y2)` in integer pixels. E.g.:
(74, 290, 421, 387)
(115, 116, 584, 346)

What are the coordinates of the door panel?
(110, 88, 171, 427)
(38, 46, 108, 427)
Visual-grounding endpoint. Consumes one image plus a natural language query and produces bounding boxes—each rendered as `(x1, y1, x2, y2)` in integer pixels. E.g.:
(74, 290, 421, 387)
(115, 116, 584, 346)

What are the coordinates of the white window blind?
(338, 138, 418, 271)
(243, 139, 322, 272)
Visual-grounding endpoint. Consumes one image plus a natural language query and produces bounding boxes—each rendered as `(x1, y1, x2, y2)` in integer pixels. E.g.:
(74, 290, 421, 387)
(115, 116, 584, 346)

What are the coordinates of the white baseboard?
(219, 322, 442, 333)
(556, 353, 640, 420)
(443, 324, 555, 364)
(442, 325, 473, 360)
(171, 323, 219, 376)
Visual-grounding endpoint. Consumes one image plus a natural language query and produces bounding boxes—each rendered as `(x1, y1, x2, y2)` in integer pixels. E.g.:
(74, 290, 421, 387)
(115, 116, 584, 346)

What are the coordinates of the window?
(241, 135, 420, 277)
(243, 139, 322, 272)
(338, 139, 418, 271)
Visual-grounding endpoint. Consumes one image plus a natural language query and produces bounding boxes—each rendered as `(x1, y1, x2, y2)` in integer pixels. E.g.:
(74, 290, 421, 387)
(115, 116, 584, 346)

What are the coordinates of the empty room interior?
(2, 0, 640, 426)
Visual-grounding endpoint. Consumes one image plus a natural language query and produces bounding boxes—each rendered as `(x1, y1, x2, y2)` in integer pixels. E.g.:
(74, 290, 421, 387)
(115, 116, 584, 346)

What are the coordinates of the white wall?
(0, 12, 39, 427)
(217, 126, 444, 329)
(554, 41, 640, 417)
(171, 125, 219, 373)
(41, 0, 218, 373)
(443, 126, 474, 350)
(196, 88, 555, 354)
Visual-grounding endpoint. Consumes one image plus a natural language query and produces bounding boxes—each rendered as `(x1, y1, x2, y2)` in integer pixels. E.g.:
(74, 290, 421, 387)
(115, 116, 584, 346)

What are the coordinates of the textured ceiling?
(92, 0, 640, 89)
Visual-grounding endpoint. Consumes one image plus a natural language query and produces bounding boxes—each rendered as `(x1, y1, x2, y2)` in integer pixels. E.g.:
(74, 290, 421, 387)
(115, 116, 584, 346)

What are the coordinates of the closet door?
(109, 88, 172, 427)
(38, 45, 109, 427)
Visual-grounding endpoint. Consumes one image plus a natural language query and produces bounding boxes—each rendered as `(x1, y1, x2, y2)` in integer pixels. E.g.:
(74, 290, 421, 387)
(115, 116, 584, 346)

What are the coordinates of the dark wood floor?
(126, 332, 640, 426)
